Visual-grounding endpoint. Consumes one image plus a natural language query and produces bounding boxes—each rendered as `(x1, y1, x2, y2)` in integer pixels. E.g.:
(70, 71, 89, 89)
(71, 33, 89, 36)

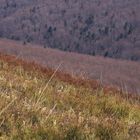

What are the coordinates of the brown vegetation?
(0, 50, 139, 102)
(0, 39, 140, 94)
(0, 52, 99, 90)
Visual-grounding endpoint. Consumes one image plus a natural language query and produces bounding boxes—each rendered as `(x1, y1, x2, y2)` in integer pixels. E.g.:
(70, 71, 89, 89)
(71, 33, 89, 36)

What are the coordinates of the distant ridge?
(0, 0, 140, 60)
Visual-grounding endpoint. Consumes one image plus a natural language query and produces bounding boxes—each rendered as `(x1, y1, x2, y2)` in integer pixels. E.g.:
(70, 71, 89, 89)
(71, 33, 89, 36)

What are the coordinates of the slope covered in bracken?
(0, 39, 140, 94)
(0, 53, 140, 140)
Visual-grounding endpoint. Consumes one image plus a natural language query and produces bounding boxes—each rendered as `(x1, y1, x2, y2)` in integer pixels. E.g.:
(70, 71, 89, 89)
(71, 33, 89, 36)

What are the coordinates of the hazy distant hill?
(0, 0, 140, 60)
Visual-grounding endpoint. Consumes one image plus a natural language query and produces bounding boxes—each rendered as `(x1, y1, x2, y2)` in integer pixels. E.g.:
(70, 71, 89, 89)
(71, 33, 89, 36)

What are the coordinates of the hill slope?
(0, 53, 139, 140)
(0, 39, 140, 93)
(0, 0, 140, 60)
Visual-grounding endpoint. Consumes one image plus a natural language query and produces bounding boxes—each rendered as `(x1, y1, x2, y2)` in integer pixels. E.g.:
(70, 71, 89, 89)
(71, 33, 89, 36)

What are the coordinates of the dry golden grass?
(0, 54, 139, 140)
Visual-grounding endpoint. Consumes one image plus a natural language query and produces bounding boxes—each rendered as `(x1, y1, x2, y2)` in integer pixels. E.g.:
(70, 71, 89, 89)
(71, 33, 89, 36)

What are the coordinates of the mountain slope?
(0, 53, 139, 139)
(0, 39, 140, 93)
(0, 0, 140, 60)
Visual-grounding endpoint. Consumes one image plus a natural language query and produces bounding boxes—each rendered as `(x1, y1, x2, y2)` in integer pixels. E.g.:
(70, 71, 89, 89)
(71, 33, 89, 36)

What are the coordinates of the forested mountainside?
(0, 0, 140, 60)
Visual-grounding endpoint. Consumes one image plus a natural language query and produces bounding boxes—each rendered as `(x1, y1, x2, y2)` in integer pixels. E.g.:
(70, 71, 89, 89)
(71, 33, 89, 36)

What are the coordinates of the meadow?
(0, 54, 139, 140)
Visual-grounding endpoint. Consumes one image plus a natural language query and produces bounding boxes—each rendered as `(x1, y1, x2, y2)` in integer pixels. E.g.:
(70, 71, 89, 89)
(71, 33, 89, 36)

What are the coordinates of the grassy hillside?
(0, 54, 140, 140)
